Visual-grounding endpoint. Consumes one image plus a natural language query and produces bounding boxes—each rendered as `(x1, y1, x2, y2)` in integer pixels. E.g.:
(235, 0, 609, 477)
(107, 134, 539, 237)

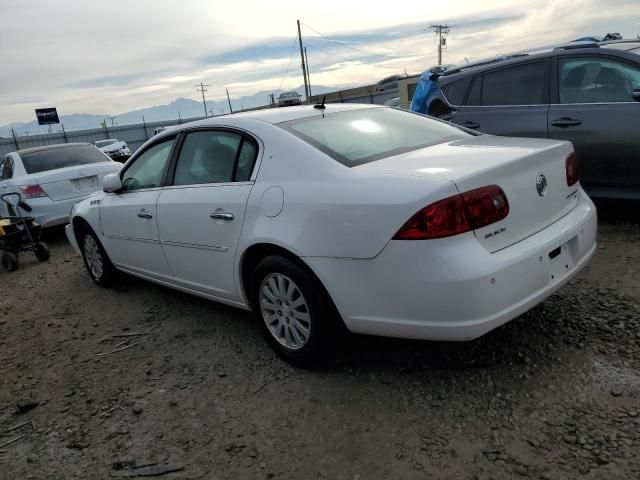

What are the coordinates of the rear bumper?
(305, 189, 597, 341)
(26, 196, 89, 228)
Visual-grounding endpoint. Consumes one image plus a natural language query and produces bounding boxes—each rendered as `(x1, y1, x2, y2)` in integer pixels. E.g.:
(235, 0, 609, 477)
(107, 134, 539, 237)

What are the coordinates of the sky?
(0, 0, 639, 125)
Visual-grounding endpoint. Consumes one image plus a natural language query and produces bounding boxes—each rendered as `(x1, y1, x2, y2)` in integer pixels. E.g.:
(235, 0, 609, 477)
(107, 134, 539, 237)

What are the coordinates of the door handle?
(551, 117, 582, 128)
(210, 212, 234, 221)
(461, 121, 480, 129)
(137, 211, 153, 219)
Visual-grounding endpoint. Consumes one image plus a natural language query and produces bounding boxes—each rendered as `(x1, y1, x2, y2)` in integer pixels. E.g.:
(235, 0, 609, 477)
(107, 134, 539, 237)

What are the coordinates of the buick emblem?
(536, 173, 548, 197)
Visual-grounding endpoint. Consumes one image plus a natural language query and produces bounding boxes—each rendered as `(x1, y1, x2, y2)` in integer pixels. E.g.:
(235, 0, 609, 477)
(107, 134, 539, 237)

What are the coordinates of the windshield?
(21, 145, 110, 174)
(95, 140, 116, 148)
(279, 108, 471, 167)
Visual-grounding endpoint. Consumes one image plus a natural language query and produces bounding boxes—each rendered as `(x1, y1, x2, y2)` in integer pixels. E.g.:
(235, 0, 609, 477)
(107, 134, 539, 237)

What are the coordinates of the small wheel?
(34, 242, 50, 262)
(249, 255, 341, 367)
(78, 226, 116, 287)
(1, 251, 19, 272)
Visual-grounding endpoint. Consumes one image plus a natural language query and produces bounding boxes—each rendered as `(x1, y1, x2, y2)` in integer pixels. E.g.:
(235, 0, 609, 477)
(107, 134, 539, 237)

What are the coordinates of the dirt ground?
(1, 200, 639, 480)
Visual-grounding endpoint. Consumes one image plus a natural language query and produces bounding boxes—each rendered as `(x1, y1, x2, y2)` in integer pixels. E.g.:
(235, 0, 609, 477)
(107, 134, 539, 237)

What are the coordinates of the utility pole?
(108, 117, 116, 127)
(297, 19, 309, 101)
(304, 46, 312, 98)
(429, 24, 450, 65)
(195, 82, 210, 117)
(226, 88, 233, 114)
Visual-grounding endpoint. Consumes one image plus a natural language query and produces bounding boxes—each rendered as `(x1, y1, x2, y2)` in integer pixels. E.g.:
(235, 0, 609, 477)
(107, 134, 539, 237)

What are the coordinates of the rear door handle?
(210, 212, 234, 221)
(137, 211, 153, 219)
(551, 117, 582, 128)
(461, 121, 480, 129)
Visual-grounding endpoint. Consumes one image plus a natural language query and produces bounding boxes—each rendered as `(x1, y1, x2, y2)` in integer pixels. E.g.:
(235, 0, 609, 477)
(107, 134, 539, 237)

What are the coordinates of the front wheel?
(250, 255, 340, 367)
(34, 242, 50, 262)
(79, 226, 115, 287)
(1, 251, 18, 272)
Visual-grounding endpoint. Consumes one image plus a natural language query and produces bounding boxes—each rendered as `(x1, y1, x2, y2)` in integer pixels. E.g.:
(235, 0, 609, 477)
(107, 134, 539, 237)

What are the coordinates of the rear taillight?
(393, 185, 509, 240)
(566, 152, 579, 187)
(20, 184, 48, 199)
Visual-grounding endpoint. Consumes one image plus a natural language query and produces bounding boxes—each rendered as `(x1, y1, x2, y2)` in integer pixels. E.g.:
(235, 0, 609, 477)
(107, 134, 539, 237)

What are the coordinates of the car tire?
(78, 225, 116, 287)
(249, 255, 340, 368)
(1, 251, 18, 272)
(34, 242, 50, 262)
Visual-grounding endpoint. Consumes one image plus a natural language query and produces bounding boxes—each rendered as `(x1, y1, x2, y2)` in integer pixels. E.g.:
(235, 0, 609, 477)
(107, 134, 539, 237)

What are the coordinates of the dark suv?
(424, 40, 640, 199)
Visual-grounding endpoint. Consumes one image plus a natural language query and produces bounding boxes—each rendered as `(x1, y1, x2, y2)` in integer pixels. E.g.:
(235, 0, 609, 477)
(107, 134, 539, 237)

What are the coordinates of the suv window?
(173, 130, 257, 186)
(559, 57, 640, 103)
(121, 137, 175, 191)
(441, 77, 472, 105)
(468, 61, 546, 106)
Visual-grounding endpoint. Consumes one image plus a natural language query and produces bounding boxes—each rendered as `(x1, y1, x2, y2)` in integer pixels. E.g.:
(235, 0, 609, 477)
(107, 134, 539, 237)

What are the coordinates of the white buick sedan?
(65, 104, 597, 366)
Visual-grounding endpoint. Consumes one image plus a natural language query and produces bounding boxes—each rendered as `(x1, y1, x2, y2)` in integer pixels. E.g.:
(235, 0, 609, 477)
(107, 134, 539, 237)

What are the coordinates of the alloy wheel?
(259, 273, 311, 350)
(83, 234, 104, 280)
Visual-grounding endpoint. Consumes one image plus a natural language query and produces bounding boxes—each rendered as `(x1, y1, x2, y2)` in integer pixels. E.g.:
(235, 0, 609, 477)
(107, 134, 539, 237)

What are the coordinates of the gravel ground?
(0, 200, 639, 480)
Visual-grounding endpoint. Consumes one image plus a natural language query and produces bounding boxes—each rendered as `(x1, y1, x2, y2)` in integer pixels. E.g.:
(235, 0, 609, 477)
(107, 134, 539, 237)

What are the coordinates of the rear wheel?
(79, 226, 115, 287)
(34, 242, 50, 262)
(1, 251, 18, 272)
(250, 255, 340, 367)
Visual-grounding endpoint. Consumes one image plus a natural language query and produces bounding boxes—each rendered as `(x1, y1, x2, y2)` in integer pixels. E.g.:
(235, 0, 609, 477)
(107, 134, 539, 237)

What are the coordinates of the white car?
(95, 139, 131, 161)
(65, 104, 597, 366)
(0, 143, 122, 227)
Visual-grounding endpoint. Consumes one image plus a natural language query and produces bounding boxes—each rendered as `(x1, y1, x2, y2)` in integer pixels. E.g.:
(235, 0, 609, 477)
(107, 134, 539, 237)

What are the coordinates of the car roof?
(15, 143, 92, 156)
(438, 39, 639, 84)
(158, 104, 382, 135)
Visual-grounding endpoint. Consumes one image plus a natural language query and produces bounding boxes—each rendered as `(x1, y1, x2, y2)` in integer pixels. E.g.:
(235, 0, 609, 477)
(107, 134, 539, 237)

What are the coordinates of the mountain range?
(0, 85, 337, 138)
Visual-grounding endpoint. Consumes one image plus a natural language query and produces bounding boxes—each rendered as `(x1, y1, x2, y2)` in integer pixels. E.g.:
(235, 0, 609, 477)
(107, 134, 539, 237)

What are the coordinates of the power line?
(305, 42, 361, 64)
(276, 36, 298, 93)
(301, 22, 397, 59)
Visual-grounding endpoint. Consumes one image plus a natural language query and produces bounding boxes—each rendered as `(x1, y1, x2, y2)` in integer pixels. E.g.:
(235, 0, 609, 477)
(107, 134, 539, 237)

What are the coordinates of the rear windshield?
(279, 108, 471, 166)
(21, 145, 109, 174)
(95, 140, 116, 148)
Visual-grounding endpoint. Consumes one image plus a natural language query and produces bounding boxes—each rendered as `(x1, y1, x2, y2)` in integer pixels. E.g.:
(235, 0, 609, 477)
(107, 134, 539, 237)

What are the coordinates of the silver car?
(277, 91, 302, 107)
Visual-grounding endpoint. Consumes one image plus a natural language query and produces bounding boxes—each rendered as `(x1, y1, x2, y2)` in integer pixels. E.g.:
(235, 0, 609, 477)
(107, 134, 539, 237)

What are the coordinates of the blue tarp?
(410, 71, 439, 114)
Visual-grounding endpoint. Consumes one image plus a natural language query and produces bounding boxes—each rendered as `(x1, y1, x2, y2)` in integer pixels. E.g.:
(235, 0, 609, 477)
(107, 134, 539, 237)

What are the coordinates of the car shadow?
(593, 198, 640, 225)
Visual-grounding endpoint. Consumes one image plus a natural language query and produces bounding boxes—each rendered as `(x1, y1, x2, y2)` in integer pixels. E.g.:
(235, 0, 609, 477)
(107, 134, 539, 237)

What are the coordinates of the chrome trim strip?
(550, 102, 638, 106)
(104, 234, 159, 244)
(161, 239, 228, 252)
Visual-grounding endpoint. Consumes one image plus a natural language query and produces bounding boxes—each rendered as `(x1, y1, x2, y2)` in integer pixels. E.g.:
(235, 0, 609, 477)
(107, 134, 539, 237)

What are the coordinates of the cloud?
(0, 0, 639, 124)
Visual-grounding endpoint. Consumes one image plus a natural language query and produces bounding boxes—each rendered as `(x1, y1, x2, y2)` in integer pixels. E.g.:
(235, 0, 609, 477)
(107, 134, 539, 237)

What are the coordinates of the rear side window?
(475, 62, 546, 106)
(2, 158, 14, 179)
(280, 108, 471, 167)
(20, 145, 110, 174)
(173, 130, 258, 186)
(441, 77, 472, 105)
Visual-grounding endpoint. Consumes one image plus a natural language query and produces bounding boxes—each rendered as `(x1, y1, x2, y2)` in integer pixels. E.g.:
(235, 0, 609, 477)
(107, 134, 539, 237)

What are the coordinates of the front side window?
(280, 107, 471, 167)
(477, 61, 546, 106)
(559, 57, 640, 103)
(173, 130, 258, 186)
(121, 137, 175, 191)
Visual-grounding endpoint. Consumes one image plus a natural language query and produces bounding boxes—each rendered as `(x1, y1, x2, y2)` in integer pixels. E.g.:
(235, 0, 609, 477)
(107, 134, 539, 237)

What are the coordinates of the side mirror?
(102, 173, 122, 193)
(633, 89, 640, 102)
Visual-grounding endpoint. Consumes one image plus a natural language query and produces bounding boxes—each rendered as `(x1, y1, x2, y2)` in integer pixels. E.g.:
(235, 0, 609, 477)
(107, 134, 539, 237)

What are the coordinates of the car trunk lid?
(30, 162, 121, 201)
(355, 135, 579, 253)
